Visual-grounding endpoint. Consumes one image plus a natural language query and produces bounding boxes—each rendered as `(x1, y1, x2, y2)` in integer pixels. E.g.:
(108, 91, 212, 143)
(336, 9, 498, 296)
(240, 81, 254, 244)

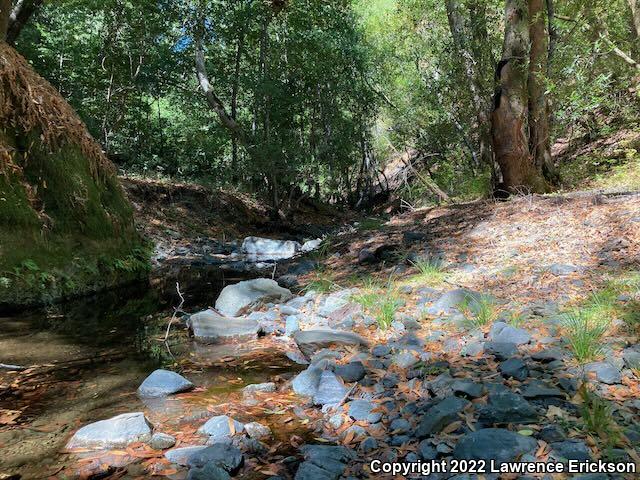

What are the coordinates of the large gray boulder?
(66, 412, 152, 449)
(215, 279, 293, 317)
(189, 309, 259, 343)
(453, 428, 537, 464)
(293, 329, 368, 359)
(138, 369, 194, 398)
(242, 236, 301, 261)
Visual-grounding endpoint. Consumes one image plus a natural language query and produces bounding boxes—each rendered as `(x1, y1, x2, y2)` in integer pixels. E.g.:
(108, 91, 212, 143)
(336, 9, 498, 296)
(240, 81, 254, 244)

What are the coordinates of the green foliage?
(579, 384, 621, 449)
(356, 217, 387, 231)
(375, 289, 402, 330)
(17, 0, 378, 205)
(352, 280, 401, 330)
(460, 296, 499, 328)
(0, 129, 148, 307)
(507, 308, 526, 328)
(563, 312, 608, 363)
(304, 268, 338, 293)
(408, 258, 445, 286)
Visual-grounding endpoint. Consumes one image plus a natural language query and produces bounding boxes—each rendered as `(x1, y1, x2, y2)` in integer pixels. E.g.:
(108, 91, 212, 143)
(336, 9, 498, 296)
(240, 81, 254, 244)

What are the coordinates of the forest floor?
(2, 142, 640, 479)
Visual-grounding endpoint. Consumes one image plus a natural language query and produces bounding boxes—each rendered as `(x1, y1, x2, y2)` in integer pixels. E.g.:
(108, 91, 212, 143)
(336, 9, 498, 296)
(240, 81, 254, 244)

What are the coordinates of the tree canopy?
(8, 0, 640, 206)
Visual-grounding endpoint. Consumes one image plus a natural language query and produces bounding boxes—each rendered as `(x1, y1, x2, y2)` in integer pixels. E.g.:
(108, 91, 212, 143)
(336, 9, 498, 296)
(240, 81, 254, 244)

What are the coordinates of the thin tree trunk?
(491, 0, 547, 193)
(7, 0, 43, 45)
(194, 20, 247, 143)
(528, 0, 555, 182)
(629, 0, 640, 39)
(546, 0, 557, 65)
(445, 0, 493, 172)
(0, 0, 11, 42)
(231, 27, 245, 182)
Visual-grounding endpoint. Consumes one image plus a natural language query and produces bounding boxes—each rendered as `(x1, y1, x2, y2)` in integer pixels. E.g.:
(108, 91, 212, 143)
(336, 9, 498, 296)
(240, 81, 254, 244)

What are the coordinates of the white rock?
(242, 236, 301, 261)
(66, 412, 152, 449)
(215, 279, 293, 317)
(189, 309, 259, 343)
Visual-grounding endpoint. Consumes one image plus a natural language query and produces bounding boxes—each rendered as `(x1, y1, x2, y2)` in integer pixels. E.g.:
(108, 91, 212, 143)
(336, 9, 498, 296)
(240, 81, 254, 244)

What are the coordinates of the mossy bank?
(0, 44, 149, 309)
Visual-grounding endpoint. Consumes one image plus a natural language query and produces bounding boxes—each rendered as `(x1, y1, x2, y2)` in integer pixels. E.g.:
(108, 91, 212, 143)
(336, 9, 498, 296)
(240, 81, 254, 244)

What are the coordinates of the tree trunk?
(491, 0, 548, 193)
(7, 0, 43, 45)
(0, 0, 11, 42)
(194, 18, 247, 144)
(445, 0, 493, 172)
(231, 27, 245, 182)
(545, 0, 557, 65)
(629, 0, 640, 40)
(528, 0, 556, 182)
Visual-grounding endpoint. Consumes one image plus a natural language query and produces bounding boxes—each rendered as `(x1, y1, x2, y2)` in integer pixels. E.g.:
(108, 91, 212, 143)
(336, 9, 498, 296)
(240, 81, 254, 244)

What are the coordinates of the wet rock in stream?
(199, 415, 245, 442)
(293, 329, 368, 359)
(66, 412, 153, 449)
(188, 309, 260, 343)
(215, 278, 293, 316)
(137, 369, 194, 398)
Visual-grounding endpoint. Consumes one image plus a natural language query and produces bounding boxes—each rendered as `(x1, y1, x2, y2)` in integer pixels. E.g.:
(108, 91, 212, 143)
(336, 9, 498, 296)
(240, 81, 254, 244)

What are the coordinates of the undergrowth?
(304, 267, 338, 293)
(563, 311, 607, 363)
(578, 383, 621, 450)
(408, 258, 446, 286)
(460, 296, 499, 328)
(352, 279, 401, 330)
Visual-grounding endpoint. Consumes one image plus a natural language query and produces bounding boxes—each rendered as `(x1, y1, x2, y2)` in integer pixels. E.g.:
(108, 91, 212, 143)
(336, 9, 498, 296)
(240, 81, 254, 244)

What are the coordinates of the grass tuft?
(409, 258, 445, 286)
(563, 311, 607, 363)
(304, 267, 338, 293)
(578, 383, 621, 448)
(460, 296, 499, 328)
(352, 280, 401, 330)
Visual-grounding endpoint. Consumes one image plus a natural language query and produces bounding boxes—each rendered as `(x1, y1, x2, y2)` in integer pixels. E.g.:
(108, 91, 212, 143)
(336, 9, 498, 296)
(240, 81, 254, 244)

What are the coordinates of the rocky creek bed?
(2, 194, 640, 480)
(8, 273, 636, 480)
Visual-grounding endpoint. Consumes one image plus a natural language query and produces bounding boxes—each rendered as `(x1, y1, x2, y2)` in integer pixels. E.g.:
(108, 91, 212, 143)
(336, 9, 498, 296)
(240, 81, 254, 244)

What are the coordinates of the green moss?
(0, 130, 149, 308)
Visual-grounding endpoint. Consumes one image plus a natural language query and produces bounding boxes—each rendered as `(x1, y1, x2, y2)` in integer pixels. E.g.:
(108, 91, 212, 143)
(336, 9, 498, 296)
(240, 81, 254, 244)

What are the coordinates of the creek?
(0, 263, 307, 479)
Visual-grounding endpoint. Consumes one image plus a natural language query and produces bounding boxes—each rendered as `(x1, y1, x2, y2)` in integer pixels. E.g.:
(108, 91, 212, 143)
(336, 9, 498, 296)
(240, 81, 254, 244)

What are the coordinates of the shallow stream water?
(0, 265, 305, 479)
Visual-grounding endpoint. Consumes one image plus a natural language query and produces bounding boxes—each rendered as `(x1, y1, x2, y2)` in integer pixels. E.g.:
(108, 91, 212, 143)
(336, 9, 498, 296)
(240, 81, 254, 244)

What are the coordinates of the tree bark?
(545, 0, 557, 65)
(491, 0, 548, 193)
(528, 0, 556, 182)
(445, 0, 493, 172)
(194, 18, 247, 144)
(0, 0, 11, 42)
(7, 0, 43, 45)
(230, 27, 245, 181)
(629, 0, 640, 39)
